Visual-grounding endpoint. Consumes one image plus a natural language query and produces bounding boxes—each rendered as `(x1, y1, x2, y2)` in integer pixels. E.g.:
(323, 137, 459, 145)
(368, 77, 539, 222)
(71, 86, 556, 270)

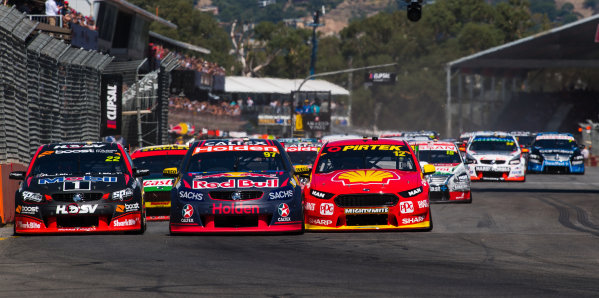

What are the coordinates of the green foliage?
(128, 0, 235, 69)
(212, 0, 343, 23)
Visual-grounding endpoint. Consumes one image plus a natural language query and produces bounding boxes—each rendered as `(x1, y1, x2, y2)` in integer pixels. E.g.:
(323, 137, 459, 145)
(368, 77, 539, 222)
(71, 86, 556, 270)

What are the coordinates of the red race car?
(302, 137, 435, 231)
(131, 144, 188, 221)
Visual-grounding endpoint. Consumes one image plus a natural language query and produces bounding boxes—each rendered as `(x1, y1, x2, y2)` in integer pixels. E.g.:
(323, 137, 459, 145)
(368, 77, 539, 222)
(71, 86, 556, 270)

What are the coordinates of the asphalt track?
(1, 169, 599, 297)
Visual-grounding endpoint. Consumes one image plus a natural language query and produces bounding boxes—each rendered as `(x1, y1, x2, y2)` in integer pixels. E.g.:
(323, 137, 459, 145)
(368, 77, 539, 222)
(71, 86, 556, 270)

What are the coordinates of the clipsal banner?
(100, 74, 123, 137)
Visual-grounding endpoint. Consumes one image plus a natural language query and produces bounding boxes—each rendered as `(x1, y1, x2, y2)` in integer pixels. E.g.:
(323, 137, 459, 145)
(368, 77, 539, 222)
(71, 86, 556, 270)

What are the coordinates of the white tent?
(224, 76, 350, 95)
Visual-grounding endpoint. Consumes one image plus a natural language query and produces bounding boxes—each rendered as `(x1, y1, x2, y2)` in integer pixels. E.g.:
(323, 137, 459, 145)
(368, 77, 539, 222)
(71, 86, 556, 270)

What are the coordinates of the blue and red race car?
(302, 137, 435, 231)
(10, 142, 149, 234)
(166, 139, 303, 234)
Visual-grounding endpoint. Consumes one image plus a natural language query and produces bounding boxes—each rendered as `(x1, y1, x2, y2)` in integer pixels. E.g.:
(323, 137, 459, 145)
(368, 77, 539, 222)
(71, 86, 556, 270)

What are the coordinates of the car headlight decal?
(309, 189, 334, 200)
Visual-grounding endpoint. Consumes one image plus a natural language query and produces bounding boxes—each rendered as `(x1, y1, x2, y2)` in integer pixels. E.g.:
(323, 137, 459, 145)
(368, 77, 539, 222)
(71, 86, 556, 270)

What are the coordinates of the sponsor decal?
(38, 151, 54, 158)
(112, 188, 133, 201)
(22, 191, 43, 203)
(194, 172, 278, 179)
(100, 74, 122, 136)
(345, 208, 388, 214)
(113, 218, 137, 227)
(408, 187, 422, 197)
(140, 145, 188, 152)
(121, 203, 139, 212)
(55, 149, 94, 154)
(53, 144, 106, 149)
(56, 204, 98, 215)
(64, 181, 91, 191)
(399, 201, 414, 214)
(418, 200, 429, 208)
(333, 170, 400, 185)
(536, 135, 575, 141)
(179, 191, 203, 201)
(203, 140, 268, 146)
(277, 203, 290, 217)
(212, 203, 259, 215)
(310, 189, 327, 199)
(285, 146, 319, 152)
(402, 216, 426, 225)
(325, 145, 408, 152)
(16, 205, 39, 215)
(194, 145, 278, 154)
(269, 189, 294, 200)
(320, 203, 334, 216)
(182, 204, 194, 219)
(17, 221, 41, 229)
(418, 144, 458, 151)
(193, 179, 279, 189)
(308, 217, 333, 226)
(304, 202, 315, 211)
(39, 176, 117, 184)
(143, 179, 173, 187)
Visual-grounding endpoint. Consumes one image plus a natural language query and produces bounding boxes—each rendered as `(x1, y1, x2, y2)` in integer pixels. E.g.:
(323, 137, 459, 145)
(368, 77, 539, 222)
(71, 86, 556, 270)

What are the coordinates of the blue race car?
(527, 133, 584, 174)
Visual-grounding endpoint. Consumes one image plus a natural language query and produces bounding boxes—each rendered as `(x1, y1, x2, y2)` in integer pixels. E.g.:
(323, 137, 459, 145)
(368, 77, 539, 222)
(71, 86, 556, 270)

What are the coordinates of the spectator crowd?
(170, 96, 241, 117)
(11, 0, 96, 30)
(150, 43, 225, 76)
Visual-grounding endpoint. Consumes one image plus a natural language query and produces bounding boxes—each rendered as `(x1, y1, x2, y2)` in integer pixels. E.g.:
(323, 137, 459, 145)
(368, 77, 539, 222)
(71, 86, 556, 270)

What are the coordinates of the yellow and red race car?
(302, 137, 435, 231)
(131, 144, 188, 220)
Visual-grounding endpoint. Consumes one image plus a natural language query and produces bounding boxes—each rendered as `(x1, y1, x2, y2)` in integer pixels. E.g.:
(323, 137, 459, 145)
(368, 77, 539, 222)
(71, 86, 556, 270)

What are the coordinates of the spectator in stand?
(302, 99, 312, 114)
(60, 1, 70, 16)
(45, 0, 62, 26)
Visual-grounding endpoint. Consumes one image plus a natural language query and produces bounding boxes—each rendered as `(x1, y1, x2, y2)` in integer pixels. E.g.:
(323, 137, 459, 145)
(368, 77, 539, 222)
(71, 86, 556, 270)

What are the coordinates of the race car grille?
(481, 172, 505, 178)
(145, 191, 170, 202)
(334, 194, 398, 207)
(213, 215, 260, 228)
(52, 193, 103, 202)
(429, 176, 448, 184)
(346, 214, 388, 226)
(209, 191, 263, 200)
(480, 160, 505, 164)
(545, 166, 570, 173)
(56, 216, 99, 228)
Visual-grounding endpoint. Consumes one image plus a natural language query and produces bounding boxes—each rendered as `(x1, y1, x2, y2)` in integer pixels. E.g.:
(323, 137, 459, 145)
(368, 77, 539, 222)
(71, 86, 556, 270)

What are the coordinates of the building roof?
(225, 76, 350, 95)
(149, 31, 210, 55)
(448, 14, 599, 71)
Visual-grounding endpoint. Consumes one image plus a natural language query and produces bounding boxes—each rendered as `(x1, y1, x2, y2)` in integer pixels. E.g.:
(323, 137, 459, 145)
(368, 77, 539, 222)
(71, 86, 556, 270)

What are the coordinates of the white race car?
(464, 132, 526, 182)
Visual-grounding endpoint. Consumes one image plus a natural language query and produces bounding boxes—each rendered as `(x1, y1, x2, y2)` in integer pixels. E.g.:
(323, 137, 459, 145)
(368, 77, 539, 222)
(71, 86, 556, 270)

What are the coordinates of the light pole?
(291, 62, 397, 137)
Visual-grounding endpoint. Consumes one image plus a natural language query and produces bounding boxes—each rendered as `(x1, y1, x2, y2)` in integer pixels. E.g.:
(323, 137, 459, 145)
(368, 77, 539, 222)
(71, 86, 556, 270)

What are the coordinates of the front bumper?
(469, 164, 525, 181)
(528, 160, 584, 173)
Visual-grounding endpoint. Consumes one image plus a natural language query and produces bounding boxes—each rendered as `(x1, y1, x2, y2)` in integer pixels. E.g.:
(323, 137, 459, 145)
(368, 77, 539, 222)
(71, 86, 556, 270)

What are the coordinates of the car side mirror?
(134, 168, 150, 177)
(9, 171, 26, 180)
(422, 164, 436, 175)
(463, 158, 475, 165)
(163, 167, 179, 177)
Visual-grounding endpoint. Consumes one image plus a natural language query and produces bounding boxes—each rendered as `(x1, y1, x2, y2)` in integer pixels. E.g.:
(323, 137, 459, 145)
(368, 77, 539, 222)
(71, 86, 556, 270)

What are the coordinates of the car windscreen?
(315, 144, 416, 173)
(186, 151, 285, 172)
(418, 150, 462, 164)
(31, 150, 127, 176)
(287, 151, 318, 165)
(133, 155, 185, 174)
(533, 139, 577, 150)
(469, 137, 517, 152)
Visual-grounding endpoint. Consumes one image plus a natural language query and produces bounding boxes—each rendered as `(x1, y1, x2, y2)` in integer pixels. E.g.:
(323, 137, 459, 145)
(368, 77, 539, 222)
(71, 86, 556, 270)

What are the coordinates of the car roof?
(324, 138, 408, 147)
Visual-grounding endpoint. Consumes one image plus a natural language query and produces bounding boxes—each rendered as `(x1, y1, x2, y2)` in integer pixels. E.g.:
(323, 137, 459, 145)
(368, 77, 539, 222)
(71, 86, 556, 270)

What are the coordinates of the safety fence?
(0, 6, 112, 164)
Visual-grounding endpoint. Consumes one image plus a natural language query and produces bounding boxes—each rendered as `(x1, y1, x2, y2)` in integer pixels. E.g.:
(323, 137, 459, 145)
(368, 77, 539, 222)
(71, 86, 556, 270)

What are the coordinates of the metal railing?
(27, 14, 63, 28)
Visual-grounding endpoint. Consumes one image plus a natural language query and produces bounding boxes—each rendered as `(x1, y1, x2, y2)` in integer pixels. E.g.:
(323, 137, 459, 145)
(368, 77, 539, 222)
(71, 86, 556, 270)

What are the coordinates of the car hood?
(469, 151, 519, 160)
(310, 169, 422, 193)
(26, 174, 129, 193)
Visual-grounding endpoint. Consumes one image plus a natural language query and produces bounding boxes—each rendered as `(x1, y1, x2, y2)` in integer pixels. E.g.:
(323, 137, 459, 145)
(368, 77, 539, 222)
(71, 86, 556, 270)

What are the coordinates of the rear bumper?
(305, 221, 431, 231)
(170, 221, 302, 233)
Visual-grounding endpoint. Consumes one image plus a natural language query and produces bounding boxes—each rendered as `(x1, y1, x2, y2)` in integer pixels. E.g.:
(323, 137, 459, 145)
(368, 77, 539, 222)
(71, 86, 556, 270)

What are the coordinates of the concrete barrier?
(0, 163, 27, 224)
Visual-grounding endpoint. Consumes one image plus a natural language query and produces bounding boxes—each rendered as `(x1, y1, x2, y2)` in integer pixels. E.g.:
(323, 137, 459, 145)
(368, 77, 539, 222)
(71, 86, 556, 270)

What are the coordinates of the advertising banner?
(100, 74, 123, 137)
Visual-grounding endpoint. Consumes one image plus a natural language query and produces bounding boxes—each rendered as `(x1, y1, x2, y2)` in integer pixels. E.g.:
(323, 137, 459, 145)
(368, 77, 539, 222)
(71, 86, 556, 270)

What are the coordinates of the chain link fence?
(0, 6, 112, 164)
